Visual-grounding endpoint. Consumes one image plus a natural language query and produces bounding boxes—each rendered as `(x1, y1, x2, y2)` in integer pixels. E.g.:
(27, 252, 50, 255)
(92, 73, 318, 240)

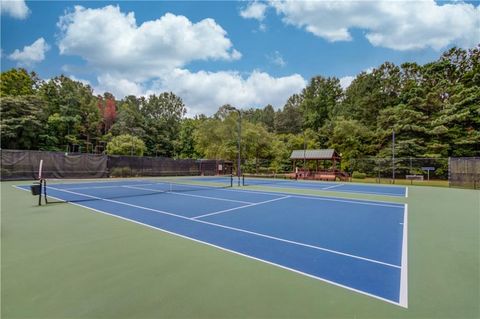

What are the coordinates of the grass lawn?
(1, 180, 478, 318)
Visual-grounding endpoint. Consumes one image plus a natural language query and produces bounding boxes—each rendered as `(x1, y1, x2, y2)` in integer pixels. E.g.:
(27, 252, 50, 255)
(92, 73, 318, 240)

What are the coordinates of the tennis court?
(16, 178, 407, 307)
(238, 176, 407, 197)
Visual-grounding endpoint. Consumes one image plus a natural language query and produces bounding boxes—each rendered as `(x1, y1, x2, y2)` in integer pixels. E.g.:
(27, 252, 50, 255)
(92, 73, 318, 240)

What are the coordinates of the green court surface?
(1, 180, 479, 319)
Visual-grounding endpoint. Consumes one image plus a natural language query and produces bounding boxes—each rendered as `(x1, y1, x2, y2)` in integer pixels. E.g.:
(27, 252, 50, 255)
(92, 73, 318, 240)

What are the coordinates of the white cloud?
(58, 5, 306, 116)
(150, 69, 306, 116)
(8, 38, 50, 66)
(68, 75, 92, 87)
(267, 51, 286, 67)
(269, 0, 480, 50)
(240, 1, 268, 20)
(339, 66, 375, 90)
(258, 23, 267, 32)
(91, 69, 306, 116)
(1, 0, 30, 19)
(95, 74, 145, 98)
(339, 75, 355, 90)
(57, 5, 241, 80)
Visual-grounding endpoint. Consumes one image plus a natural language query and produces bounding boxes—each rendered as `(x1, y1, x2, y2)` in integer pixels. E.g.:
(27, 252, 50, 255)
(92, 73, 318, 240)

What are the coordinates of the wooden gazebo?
(290, 149, 348, 181)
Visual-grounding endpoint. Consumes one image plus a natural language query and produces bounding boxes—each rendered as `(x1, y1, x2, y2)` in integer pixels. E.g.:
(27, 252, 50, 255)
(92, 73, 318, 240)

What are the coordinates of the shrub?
(110, 167, 132, 177)
(352, 171, 367, 179)
(106, 134, 146, 156)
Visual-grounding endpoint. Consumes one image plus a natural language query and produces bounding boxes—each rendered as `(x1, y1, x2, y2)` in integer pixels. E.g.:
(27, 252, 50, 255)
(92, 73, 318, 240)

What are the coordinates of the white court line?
(399, 204, 409, 308)
(405, 187, 409, 198)
(66, 184, 149, 190)
(47, 186, 188, 219)
(192, 196, 290, 219)
(58, 183, 404, 208)
(218, 188, 404, 209)
(195, 215, 400, 269)
(44, 186, 399, 269)
(267, 186, 405, 197)
(123, 185, 253, 205)
(322, 184, 344, 190)
(14, 185, 405, 307)
(34, 180, 405, 207)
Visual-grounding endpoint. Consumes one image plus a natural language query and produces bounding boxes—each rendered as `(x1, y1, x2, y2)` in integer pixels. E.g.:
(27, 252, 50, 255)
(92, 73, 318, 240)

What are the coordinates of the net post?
(242, 174, 245, 186)
(43, 179, 48, 205)
(38, 179, 42, 206)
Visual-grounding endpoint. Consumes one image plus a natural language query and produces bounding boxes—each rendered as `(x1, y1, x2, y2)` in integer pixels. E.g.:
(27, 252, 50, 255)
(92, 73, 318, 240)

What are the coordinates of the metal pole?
(392, 130, 395, 184)
(237, 111, 242, 186)
(303, 131, 306, 177)
(448, 157, 451, 187)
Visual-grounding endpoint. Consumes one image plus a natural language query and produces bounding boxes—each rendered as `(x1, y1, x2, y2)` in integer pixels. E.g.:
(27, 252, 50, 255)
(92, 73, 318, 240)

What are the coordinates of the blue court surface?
(190, 176, 407, 197)
(18, 180, 408, 307)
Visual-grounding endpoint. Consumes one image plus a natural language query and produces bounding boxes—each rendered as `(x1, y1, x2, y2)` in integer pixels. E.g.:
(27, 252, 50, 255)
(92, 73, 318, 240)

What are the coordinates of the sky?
(1, 0, 479, 116)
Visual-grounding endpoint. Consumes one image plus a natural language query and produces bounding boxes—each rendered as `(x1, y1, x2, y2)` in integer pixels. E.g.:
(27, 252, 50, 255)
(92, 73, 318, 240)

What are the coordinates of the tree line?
(1, 46, 479, 173)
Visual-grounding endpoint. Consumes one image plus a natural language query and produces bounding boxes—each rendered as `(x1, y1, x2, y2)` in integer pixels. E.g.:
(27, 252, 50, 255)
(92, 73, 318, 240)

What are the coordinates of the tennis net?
(38, 175, 233, 205)
(242, 173, 297, 186)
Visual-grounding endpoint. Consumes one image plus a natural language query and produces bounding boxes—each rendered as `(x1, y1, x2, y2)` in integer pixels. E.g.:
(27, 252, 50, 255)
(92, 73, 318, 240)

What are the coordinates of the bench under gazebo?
(290, 149, 349, 181)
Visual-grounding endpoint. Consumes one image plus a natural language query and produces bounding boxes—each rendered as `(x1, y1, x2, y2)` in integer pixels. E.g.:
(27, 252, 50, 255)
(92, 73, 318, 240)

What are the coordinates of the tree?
(175, 118, 202, 159)
(261, 104, 275, 131)
(301, 76, 342, 131)
(110, 95, 146, 138)
(97, 93, 117, 134)
(106, 134, 146, 156)
(142, 92, 186, 156)
(194, 114, 237, 160)
(38, 75, 101, 151)
(275, 94, 304, 134)
(0, 95, 45, 149)
(0, 68, 40, 97)
(339, 63, 401, 129)
(242, 122, 273, 173)
(327, 117, 374, 171)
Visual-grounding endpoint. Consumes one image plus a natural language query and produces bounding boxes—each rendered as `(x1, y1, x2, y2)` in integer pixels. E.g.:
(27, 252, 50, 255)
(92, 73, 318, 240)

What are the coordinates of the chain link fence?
(449, 157, 480, 189)
(349, 157, 449, 182)
(0, 149, 232, 181)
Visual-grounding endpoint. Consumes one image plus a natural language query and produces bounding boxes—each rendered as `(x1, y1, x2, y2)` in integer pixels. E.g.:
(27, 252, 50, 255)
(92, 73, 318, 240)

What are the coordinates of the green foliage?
(0, 95, 45, 149)
(175, 118, 202, 159)
(327, 117, 374, 170)
(106, 134, 146, 156)
(352, 171, 367, 179)
(274, 94, 303, 134)
(0, 45, 478, 166)
(0, 68, 40, 97)
(38, 75, 101, 151)
(142, 92, 186, 157)
(110, 95, 146, 137)
(301, 76, 342, 131)
(110, 167, 134, 177)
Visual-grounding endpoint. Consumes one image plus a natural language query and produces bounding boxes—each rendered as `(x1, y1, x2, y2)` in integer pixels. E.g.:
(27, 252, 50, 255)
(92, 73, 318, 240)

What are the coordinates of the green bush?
(106, 134, 146, 156)
(352, 171, 367, 179)
(110, 167, 133, 177)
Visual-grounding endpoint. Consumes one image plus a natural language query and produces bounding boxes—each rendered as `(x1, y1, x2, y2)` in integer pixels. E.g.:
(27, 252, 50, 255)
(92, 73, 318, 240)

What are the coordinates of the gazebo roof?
(290, 149, 340, 160)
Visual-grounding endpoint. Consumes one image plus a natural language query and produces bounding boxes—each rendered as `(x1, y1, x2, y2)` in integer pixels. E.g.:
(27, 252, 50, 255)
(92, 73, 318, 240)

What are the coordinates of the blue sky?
(1, 0, 479, 115)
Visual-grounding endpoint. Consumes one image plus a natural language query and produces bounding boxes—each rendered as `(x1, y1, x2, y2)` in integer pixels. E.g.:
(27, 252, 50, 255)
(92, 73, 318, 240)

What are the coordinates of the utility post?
(225, 105, 242, 186)
(392, 130, 395, 184)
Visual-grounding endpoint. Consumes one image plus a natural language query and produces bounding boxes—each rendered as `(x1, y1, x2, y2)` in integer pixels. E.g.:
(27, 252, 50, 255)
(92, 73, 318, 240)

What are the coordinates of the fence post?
(448, 157, 451, 187)
(392, 131, 395, 184)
